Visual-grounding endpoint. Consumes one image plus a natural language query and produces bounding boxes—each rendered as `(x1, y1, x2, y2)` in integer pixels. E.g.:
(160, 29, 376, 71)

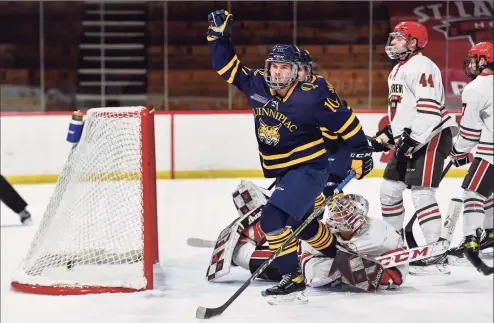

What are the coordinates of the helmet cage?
(385, 32, 410, 60)
(328, 194, 369, 235)
(264, 58, 299, 90)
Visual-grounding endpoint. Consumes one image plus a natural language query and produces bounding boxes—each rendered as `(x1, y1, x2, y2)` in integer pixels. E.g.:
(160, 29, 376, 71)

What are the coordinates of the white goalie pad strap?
(301, 253, 336, 287)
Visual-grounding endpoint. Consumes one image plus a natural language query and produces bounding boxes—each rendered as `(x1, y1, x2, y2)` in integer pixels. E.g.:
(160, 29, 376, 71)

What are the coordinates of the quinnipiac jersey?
(309, 75, 351, 152)
(209, 38, 369, 178)
(388, 52, 458, 144)
(454, 73, 493, 165)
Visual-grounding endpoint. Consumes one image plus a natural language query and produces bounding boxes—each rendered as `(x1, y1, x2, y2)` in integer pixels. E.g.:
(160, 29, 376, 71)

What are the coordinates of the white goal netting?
(11, 106, 156, 292)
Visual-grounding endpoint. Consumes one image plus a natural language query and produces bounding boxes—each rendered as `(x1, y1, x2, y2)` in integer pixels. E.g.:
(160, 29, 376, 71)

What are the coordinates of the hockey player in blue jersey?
(298, 50, 354, 199)
(207, 9, 373, 304)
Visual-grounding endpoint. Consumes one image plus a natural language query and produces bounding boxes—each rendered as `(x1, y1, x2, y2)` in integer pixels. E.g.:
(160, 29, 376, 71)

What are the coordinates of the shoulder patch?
(301, 82, 318, 91)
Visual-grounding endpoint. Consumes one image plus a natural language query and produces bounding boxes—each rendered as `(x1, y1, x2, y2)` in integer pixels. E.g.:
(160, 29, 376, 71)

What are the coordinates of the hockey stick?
(267, 180, 276, 190)
(463, 250, 494, 276)
(196, 171, 356, 319)
(339, 238, 450, 270)
(187, 238, 215, 248)
(405, 160, 454, 249)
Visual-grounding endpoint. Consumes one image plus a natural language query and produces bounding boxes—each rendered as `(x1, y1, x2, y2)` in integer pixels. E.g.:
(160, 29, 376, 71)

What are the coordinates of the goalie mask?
(264, 44, 301, 90)
(385, 21, 428, 60)
(327, 194, 369, 236)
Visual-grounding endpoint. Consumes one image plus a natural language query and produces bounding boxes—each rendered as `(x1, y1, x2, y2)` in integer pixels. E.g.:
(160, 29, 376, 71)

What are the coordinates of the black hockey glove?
(449, 146, 471, 167)
(349, 147, 374, 180)
(370, 125, 394, 152)
(207, 9, 233, 40)
(394, 128, 420, 161)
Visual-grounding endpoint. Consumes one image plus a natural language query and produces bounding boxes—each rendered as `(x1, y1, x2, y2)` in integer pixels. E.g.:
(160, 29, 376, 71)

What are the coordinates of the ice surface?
(1, 178, 492, 323)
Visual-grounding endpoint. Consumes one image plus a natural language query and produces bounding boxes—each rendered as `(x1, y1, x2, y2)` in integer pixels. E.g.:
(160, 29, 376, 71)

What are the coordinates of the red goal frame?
(10, 107, 159, 295)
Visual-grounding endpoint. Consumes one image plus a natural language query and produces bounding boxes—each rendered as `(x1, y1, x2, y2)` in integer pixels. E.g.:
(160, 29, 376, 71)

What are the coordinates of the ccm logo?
(378, 247, 429, 266)
(350, 152, 372, 158)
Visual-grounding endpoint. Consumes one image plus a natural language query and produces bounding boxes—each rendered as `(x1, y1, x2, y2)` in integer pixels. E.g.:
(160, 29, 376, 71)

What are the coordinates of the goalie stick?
(186, 238, 215, 248)
(196, 171, 356, 320)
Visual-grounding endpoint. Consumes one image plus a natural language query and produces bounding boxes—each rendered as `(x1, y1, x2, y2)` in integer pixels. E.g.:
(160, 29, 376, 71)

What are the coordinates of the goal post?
(11, 106, 159, 295)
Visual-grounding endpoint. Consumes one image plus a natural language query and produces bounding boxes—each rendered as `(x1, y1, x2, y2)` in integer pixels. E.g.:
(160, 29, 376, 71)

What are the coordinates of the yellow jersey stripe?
(282, 81, 299, 102)
(336, 113, 356, 134)
(262, 149, 326, 170)
(260, 139, 324, 160)
(342, 123, 362, 140)
(269, 240, 297, 250)
(322, 132, 338, 140)
(278, 245, 298, 257)
(227, 59, 241, 84)
(218, 55, 238, 75)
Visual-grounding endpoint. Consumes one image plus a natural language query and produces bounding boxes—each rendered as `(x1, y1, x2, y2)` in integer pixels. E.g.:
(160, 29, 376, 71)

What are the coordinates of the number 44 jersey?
(387, 52, 458, 144)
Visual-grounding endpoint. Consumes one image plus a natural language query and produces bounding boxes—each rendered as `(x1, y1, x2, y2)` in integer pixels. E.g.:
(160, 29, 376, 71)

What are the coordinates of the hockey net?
(11, 106, 159, 295)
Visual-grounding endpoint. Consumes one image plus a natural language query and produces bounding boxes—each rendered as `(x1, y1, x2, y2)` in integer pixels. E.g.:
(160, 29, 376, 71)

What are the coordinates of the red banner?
(385, 1, 493, 108)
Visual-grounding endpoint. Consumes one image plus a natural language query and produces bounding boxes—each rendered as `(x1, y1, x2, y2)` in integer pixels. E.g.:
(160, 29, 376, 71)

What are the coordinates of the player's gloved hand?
(370, 125, 394, 152)
(341, 100, 351, 110)
(207, 9, 233, 40)
(323, 174, 344, 197)
(349, 147, 374, 180)
(394, 128, 420, 161)
(449, 146, 471, 167)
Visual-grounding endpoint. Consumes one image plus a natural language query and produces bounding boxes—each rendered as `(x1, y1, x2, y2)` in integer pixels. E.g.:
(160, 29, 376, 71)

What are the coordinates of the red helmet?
(386, 21, 428, 60)
(393, 21, 428, 49)
(468, 41, 493, 64)
(464, 41, 493, 80)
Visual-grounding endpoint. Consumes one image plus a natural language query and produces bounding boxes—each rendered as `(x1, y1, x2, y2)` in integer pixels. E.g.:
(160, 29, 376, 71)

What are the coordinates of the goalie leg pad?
(300, 252, 336, 287)
(380, 179, 407, 232)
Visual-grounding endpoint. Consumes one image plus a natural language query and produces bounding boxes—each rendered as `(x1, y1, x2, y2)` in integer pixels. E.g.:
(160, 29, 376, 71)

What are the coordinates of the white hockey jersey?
(300, 218, 408, 288)
(453, 73, 493, 165)
(388, 52, 458, 144)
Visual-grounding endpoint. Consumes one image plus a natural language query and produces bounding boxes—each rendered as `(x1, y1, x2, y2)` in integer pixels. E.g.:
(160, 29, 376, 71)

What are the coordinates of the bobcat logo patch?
(258, 118, 281, 146)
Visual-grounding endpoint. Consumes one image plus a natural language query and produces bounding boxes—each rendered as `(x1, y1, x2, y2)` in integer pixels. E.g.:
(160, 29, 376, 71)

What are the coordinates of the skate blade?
(409, 264, 451, 276)
(266, 291, 308, 306)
